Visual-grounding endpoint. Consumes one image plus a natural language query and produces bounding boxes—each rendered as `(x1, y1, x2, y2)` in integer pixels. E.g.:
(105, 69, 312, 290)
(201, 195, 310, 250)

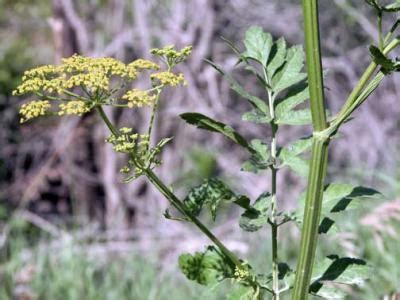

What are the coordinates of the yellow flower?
(19, 100, 51, 123)
(58, 100, 91, 116)
(150, 71, 186, 86)
(122, 89, 155, 108)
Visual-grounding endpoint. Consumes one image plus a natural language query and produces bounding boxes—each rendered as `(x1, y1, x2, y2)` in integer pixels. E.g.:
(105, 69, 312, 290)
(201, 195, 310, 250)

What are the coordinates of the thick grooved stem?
(292, 138, 329, 299)
(292, 0, 329, 299)
(302, 0, 327, 131)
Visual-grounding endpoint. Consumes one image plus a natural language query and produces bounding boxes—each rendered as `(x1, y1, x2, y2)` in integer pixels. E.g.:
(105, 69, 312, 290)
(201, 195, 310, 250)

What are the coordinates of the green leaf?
(369, 45, 397, 72)
(278, 262, 293, 280)
(284, 136, 314, 155)
(364, 0, 400, 12)
(183, 178, 248, 220)
(206, 60, 269, 114)
(242, 111, 271, 124)
(320, 184, 381, 215)
(275, 84, 309, 118)
(296, 183, 381, 233)
(179, 246, 234, 286)
(275, 108, 312, 126)
(267, 38, 287, 79)
(272, 46, 307, 95)
(180, 113, 250, 149)
(310, 255, 370, 298)
(227, 285, 257, 300)
(242, 26, 273, 66)
(280, 154, 309, 177)
(241, 139, 272, 173)
(239, 193, 271, 232)
(278, 137, 313, 177)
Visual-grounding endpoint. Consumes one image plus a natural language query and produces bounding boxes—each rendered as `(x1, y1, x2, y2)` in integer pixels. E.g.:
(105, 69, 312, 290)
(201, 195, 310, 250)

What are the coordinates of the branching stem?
(95, 105, 242, 269)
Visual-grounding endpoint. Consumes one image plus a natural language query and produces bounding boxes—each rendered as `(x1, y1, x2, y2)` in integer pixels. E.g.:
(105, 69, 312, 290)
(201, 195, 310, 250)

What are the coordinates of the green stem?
(378, 12, 384, 50)
(96, 105, 242, 269)
(96, 106, 119, 136)
(334, 61, 377, 121)
(330, 37, 400, 135)
(292, 138, 329, 300)
(292, 1, 329, 299)
(301, 0, 327, 132)
(146, 91, 161, 150)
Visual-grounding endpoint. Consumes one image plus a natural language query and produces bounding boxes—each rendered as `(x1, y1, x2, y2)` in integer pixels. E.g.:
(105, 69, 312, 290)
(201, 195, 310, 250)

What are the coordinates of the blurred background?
(0, 0, 400, 299)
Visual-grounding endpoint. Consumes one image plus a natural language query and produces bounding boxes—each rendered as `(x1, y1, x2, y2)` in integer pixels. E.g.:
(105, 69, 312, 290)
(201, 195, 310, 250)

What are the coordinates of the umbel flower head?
(14, 45, 192, 123)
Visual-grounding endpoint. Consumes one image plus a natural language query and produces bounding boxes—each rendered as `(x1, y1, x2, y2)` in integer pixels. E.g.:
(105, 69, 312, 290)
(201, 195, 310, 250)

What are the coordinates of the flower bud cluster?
(151, 45, 192, 67)
(234, 266, 250, 281)
(106, 128, 149, 154)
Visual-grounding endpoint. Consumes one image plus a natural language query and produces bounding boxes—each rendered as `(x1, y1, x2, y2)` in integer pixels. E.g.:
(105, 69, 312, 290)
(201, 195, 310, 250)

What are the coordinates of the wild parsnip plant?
(13, 0, 400, 299)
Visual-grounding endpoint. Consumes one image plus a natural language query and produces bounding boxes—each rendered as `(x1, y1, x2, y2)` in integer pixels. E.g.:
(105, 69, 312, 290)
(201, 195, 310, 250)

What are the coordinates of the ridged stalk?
(292, 0, 329, 299)
(292, 138, 329, 299)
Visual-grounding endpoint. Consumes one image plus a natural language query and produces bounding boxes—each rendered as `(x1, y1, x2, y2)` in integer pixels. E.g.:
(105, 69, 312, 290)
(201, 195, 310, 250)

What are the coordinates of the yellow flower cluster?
(61, 55, 127, 77)
(106, 128, 149, 154)
(14, 45, 192, 124)
(151, 71, 186, 86)
(15, 75, 65, 95)
(122, 89, 156, 108)
(13, 55, 162, 98)
(58, 100, 91, 116)
(19, 100, 51, 123)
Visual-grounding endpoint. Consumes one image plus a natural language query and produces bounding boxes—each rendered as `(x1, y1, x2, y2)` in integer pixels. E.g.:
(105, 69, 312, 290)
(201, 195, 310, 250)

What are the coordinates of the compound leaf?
(184, 178, 249, 220)
(179, 246, 234, 286)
